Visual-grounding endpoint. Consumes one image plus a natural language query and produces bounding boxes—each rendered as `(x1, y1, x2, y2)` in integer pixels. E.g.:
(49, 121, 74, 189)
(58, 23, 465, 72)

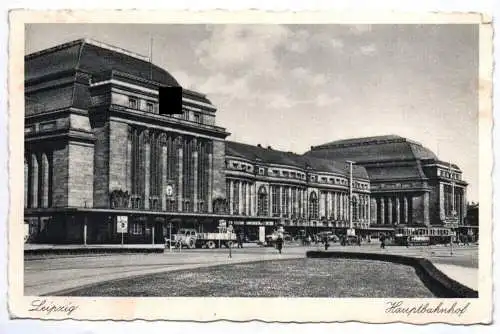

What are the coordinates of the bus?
(394, 226, 452, 246)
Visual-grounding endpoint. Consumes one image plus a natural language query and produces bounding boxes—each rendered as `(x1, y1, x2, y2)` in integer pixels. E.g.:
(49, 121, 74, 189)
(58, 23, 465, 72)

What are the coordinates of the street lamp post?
(449, 161, 457, 256)
(228, 223, 234, 259)
(168, 222, 172, 252)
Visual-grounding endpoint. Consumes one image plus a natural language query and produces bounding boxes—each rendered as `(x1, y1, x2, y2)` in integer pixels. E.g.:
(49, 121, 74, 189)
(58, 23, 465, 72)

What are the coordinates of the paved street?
(24, 243, 478, 296)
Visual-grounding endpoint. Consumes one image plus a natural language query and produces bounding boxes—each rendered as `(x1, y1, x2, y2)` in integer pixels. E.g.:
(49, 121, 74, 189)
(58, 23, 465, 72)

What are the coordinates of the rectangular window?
(146, 102, 154, 113)
(131, 222, 143, 235)
(193, 113, 201, 123)
(128, 97, 138, 109)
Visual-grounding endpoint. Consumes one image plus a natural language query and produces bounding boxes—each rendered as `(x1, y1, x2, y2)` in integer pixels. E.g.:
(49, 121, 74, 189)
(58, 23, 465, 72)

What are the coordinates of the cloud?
(264, 91, 342, 110)
(359, 44, 377, 56)
(268, 94, 298, 109)
(196, 73, 253, 103)
(195, 25, 290, 76)
(290, 67, 328, 87)
(315, 93, 342, 107)
(169, 70, 199, 89)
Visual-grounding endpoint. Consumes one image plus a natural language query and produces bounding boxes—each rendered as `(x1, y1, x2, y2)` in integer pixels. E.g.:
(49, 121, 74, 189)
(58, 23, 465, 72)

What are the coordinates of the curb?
(306, 251, 478, 298)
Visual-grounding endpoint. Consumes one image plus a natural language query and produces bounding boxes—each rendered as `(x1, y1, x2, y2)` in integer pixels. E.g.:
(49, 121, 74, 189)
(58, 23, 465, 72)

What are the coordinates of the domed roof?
(25, 39, 180, 87)
(226, 141, 369, 179)
(306, 135, 438, 163)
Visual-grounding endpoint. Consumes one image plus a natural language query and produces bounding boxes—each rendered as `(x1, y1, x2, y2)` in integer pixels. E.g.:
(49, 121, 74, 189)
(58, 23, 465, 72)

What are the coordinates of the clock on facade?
(165, 185, 174, 197)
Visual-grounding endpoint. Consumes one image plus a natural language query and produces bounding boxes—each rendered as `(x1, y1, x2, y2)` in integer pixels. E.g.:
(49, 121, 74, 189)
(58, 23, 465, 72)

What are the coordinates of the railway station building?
(23, 39, 472, 244)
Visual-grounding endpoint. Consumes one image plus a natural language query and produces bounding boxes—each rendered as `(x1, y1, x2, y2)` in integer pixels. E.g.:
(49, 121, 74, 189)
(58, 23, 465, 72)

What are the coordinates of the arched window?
(257, 186, 268, 216)
(308, 191, 318, 219)
(232, 181, 240, 215)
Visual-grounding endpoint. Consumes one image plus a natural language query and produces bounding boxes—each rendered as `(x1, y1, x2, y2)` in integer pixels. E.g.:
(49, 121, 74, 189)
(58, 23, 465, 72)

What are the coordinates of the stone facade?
(23, 39, 471, 244)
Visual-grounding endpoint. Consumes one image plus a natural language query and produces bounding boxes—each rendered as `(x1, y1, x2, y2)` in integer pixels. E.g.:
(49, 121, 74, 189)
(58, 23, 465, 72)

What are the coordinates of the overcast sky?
(25, 24, 479, 202)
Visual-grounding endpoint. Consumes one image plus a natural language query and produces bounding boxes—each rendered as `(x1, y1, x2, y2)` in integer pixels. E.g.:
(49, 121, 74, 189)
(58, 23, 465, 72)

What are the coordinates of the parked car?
(316, 231, 339, 243)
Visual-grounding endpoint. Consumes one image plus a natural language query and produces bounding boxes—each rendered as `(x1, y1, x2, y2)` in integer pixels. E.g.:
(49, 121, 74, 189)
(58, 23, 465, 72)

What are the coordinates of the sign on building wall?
(116, 216, 128, 234)
(347, 228, 356, 236)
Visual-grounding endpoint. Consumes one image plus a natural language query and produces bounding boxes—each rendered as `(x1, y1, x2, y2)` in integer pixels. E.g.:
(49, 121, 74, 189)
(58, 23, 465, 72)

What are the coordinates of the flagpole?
(149, 35, 153, 80)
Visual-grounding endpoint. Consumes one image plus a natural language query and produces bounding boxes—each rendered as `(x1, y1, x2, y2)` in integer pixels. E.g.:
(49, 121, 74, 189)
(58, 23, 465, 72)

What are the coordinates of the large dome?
(25, 39, 180, 87)
(305, 135, 438, 163)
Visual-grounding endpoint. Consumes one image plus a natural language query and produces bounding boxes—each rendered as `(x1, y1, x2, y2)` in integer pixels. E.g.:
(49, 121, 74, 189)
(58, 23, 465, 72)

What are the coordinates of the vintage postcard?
(7, 10, 493, 324)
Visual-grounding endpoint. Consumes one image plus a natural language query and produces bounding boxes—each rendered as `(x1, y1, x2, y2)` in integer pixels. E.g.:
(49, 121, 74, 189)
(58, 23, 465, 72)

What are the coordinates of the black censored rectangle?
(158, 86, 183, 115)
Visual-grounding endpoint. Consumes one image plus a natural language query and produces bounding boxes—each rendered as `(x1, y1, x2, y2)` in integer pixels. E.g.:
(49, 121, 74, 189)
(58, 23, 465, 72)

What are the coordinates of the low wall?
(306, 251, 478, 298)
(25, 245, 165, 256)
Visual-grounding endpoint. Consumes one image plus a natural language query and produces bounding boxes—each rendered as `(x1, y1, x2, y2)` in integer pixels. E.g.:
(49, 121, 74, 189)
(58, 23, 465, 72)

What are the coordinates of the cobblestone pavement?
(24, 243, 478, 295)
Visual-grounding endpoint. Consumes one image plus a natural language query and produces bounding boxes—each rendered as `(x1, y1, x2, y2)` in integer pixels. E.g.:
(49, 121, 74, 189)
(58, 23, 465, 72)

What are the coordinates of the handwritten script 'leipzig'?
(386, 301, 471, 317)
(28, 299, 79, 316)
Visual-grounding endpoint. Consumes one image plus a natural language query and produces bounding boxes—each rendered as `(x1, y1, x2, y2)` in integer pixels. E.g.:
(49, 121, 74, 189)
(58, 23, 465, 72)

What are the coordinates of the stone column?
(229, 180, 234, 215)
(424, 192, 430, 225)
(30, 154, 39, 208)
(207, 147, 213, 213)
(380, 198, 385, 225)
(332, 191, 338, 219)
(250, 183, 255, 216)
(177, 138, 183, 211)
(342, 194, 349, 220)
(365, 196, 370, 221)
(126, 127, 132, 193)
(41, 153, 49, 208)
(395, 196, 400, 225)
(439, 182, 445, 220)
(269, 185, 273, 216)
(403, 196, 409, 224)
(325, 192, 329, 219)
(192, 140, 198, 212)
(238, 181, 244, 215)
(161, 141, 168, 211)
(319, 192, 324, 218)
(344, 194, 349, 220)
(246, 182, 251, 215)
(370, 197, 377, 224)
(339, 194, 344, 220)
(302, 189, 307, 219)
(279, 186, 283, 217)
(144, 131, 151, 210)
(462, 187, 467, 223)
(360, 196, 364, 221)
(24, 157, 28, 208)
(288, 187, 292, 217)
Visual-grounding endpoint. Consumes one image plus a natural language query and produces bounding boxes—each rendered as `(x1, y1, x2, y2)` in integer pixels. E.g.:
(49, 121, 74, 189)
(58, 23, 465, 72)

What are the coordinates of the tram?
(394, 226, 452, 246)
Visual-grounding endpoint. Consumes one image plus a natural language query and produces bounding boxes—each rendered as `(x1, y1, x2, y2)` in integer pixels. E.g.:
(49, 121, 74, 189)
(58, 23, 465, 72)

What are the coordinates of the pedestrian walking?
(276, 236, 284, 254)
(380, 234, 386, 249)
(323, 236, 330, 251)
(236, 231, 244, 248)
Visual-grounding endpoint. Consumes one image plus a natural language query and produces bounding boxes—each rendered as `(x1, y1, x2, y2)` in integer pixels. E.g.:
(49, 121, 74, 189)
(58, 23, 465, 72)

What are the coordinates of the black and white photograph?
(6, 10, 493, 324)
